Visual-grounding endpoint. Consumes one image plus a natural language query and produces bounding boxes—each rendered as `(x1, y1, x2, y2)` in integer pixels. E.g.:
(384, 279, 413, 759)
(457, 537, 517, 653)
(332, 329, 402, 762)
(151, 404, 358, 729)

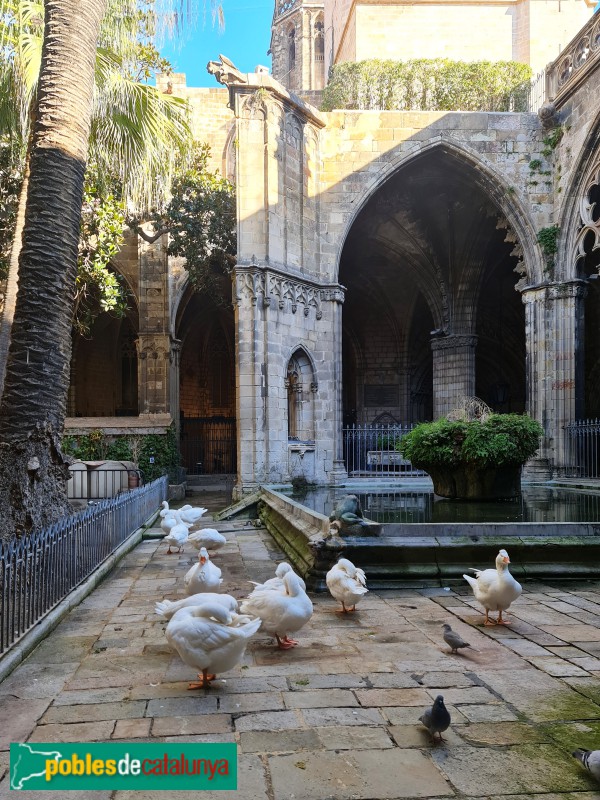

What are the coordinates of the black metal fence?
(564, 419, 600, 478)
(342, 424, 425, 477)
(180, 417, 236, 474)
(0, 475, 167, 655)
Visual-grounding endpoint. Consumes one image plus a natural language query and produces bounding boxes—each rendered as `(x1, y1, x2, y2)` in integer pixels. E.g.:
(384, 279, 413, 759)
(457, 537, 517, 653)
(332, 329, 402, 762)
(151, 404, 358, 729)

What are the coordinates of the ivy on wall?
(321, 59, 533, 112)
(62, 426, 181, 482)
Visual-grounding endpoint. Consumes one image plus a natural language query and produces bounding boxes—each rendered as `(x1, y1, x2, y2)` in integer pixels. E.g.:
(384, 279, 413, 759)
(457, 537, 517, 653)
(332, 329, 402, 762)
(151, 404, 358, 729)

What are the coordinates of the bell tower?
(270, 0, 325, 95)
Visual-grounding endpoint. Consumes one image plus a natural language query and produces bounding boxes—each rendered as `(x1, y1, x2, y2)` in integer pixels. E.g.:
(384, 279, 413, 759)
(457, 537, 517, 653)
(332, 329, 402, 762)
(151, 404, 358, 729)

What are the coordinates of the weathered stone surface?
(269, 749, 451, 799)
(239, 729, 321, 753)
(282, 689, 358, 709)
(27, 720, 116, 742)
(151, 715, 232, 736)
(430, 744, 591, 795)
(41, 700, 147, 724)
(0, 698, 51, 751)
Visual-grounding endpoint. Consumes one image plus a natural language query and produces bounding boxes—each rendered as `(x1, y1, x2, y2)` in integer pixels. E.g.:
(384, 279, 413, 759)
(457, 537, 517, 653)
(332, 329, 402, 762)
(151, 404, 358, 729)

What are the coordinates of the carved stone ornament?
(233, 265, 342, 318)
(206, 54, 248, 86)
(538, 102, 560, 131)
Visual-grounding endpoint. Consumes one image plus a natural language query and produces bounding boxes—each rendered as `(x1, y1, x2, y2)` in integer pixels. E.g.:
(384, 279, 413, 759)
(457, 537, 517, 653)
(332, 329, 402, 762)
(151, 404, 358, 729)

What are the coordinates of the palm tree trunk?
(0, 0, 108, 538)
(0, 148, 31, 397)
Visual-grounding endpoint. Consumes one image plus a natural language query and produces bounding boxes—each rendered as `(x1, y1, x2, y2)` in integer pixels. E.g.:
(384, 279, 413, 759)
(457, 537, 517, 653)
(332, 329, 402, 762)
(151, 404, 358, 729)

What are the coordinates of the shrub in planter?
(398, 414, 543, 499)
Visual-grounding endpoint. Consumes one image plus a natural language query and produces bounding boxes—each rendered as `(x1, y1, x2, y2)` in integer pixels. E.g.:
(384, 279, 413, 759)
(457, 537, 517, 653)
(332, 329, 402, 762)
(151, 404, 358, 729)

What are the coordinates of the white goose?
(163, 519, 192, 554)
(240, 571, 313, 649)
(188, 528, 227, 552)
(463, 548, 522, 626)
(160, 509, 181, 536)
(165, 602, 261, 688)
(155, 592, 238, 619)
(184, 547, 223, 595)
(326, 557, 368, 613)
(178, 504, 208, 525)
(249, 562, 306, 592)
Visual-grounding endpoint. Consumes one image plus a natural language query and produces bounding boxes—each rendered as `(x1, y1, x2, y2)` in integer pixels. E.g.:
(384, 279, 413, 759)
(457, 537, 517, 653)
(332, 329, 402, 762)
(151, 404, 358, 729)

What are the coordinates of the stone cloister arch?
(337, 146, 528, 424)
(556, 117, 600, 431)
(175, 283, 236, 474)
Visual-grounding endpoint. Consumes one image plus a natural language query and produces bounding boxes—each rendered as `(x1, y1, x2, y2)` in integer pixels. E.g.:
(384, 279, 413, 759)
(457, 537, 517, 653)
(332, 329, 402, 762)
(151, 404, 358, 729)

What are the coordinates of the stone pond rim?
(215, 487, 600, 589)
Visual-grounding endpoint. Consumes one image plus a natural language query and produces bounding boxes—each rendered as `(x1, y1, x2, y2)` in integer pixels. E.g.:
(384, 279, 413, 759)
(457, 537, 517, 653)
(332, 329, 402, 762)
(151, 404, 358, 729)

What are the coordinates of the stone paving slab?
(3, 498, 600, 798)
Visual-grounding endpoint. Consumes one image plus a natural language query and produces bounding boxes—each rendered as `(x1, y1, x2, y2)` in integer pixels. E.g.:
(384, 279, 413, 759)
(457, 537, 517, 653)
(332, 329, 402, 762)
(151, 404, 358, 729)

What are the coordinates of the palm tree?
(0, 0, 192, 537)
(0, 0, 192, 393)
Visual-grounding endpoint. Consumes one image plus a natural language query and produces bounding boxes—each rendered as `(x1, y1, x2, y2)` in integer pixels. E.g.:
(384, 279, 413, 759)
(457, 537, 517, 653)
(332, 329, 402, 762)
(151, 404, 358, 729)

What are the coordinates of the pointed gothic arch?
(337, 144, 528, 421)
(285, 346, 316, 442)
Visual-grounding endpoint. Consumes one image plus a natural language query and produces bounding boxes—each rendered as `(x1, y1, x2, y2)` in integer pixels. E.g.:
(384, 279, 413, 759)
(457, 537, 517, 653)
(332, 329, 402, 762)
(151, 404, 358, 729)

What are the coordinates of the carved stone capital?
(430, 334, 477, 351)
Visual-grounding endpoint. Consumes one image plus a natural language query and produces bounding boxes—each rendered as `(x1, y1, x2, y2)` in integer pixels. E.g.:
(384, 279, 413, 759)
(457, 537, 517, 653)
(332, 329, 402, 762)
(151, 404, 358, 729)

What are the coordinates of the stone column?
(137, 231, 172, 415)
(328, 287, 348, 483)
(521, 280, 587, 477)
(430, 334, 477, 418)
(169, 339, 182, 434)
(232, 268, 269, 497)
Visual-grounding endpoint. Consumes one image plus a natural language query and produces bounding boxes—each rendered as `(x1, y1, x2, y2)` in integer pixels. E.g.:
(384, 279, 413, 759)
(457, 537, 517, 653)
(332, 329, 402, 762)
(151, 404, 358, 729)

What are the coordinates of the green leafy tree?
(0, 0, 192, 392)
(0, 0, 194, 538)
(129, 143, 236, 301)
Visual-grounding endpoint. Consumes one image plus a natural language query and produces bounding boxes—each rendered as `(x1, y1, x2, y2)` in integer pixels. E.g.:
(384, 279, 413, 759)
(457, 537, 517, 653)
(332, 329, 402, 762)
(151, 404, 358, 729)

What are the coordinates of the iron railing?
(342, 423, 425, 477)
(527, 69, 547, 112)
(0, 476, 167, 655)
(180, 417, 236, 475)
(564, 419, 600, 477)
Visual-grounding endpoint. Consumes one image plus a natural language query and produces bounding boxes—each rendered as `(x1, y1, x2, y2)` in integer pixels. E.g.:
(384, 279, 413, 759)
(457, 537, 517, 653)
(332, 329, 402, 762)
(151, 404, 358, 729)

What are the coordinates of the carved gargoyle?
(206, 54, 248, 86)
(538, 102, 560, 131)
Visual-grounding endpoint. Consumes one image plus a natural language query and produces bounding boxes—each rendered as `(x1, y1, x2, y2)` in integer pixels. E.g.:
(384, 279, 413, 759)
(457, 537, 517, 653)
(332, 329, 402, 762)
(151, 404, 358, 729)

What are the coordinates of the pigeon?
(572, 748, 600, 781)
(419, 695, 451, 743)
(442, 623, 480, 654)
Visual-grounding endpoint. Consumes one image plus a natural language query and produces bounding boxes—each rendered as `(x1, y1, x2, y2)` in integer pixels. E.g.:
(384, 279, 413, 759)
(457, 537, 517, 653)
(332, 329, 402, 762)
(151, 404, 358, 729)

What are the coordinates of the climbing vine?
(321, 59, 533, 112)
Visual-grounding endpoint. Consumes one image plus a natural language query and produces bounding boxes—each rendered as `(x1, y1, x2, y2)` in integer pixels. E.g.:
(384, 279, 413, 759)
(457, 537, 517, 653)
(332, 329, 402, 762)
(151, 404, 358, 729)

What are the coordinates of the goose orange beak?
(200, 556, 207, 565)
(503, 555, 510, 563)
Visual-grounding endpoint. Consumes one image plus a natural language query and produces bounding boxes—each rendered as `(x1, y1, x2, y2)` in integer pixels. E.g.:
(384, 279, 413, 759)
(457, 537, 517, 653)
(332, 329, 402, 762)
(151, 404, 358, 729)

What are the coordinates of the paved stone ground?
(2, 492, 600, 799)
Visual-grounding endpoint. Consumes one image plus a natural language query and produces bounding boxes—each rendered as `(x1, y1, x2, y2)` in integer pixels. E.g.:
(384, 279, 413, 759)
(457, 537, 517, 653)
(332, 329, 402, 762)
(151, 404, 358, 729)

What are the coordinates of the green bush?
(321, 59, 533, 112)
(62, 426, 180, 481)
(399, 414, 543, 469)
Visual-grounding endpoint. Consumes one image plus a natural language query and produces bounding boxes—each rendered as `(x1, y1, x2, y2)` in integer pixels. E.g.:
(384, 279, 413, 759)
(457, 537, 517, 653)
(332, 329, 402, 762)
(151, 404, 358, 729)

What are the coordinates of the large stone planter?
(423, 463, 523, 500)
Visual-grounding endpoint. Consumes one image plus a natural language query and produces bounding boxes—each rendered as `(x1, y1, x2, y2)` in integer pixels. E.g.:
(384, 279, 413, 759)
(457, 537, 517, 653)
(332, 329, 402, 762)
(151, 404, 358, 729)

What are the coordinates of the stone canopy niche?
(339, 148, 526, 424)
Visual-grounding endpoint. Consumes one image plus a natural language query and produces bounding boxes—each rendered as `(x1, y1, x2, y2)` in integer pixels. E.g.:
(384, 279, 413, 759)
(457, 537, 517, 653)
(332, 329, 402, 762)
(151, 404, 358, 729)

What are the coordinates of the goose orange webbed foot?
(188, 669, 217, 689)
(276, 635, 297, 649)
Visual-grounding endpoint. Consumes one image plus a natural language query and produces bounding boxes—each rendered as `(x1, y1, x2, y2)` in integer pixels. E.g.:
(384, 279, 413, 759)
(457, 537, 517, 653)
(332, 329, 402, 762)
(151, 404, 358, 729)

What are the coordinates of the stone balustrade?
(547, 12, 600, 105)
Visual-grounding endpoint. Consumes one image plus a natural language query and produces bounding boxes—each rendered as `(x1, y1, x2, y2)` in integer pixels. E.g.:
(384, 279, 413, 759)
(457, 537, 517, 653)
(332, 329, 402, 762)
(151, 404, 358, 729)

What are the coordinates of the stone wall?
(326, 0, 594, 77)
(317, 109, 549, 281)
(156, 74, 234, 178)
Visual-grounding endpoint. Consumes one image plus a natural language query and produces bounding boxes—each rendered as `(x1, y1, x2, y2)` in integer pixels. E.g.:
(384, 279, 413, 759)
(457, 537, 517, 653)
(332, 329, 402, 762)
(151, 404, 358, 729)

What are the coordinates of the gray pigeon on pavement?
(442, 623, 480, 654)
(419, 695, 451, 743)
(572, 748, 600, 781)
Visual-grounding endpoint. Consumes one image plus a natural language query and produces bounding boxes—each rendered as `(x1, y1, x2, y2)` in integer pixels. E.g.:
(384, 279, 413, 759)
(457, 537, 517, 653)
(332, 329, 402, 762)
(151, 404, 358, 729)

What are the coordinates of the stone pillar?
(137, 231, 172, 416)
(521, 280, 587, 478)
(430, 334, 477, 418)
(328, 287, 348, 483)
(169, 339, 182, 435)
(232, 268, 270, 497)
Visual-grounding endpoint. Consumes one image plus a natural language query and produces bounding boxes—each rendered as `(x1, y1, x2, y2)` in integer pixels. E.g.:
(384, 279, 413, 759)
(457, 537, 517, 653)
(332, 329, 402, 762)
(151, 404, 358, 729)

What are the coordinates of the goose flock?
(157, 503, 523, 691)
(153, 507, 600, 772)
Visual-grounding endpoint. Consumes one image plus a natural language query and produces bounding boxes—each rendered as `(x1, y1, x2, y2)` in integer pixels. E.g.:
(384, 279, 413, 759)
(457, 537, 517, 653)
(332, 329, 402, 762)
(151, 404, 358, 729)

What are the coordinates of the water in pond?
(283, 485, 600, 524)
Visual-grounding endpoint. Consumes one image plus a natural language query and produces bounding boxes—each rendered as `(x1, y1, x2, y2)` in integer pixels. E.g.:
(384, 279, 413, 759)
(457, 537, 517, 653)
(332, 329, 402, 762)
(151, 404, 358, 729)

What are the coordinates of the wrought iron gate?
(180, 417, 237, 474)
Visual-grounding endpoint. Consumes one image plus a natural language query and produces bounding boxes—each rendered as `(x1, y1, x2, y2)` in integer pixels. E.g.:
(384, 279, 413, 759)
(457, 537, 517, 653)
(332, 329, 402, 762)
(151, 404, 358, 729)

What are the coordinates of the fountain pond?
(218, 482, 600, 589)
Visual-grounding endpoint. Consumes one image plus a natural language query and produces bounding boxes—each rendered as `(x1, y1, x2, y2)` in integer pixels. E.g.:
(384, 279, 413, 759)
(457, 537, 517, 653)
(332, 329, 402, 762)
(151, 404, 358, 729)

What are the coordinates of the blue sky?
(159, 1, 274, 88)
